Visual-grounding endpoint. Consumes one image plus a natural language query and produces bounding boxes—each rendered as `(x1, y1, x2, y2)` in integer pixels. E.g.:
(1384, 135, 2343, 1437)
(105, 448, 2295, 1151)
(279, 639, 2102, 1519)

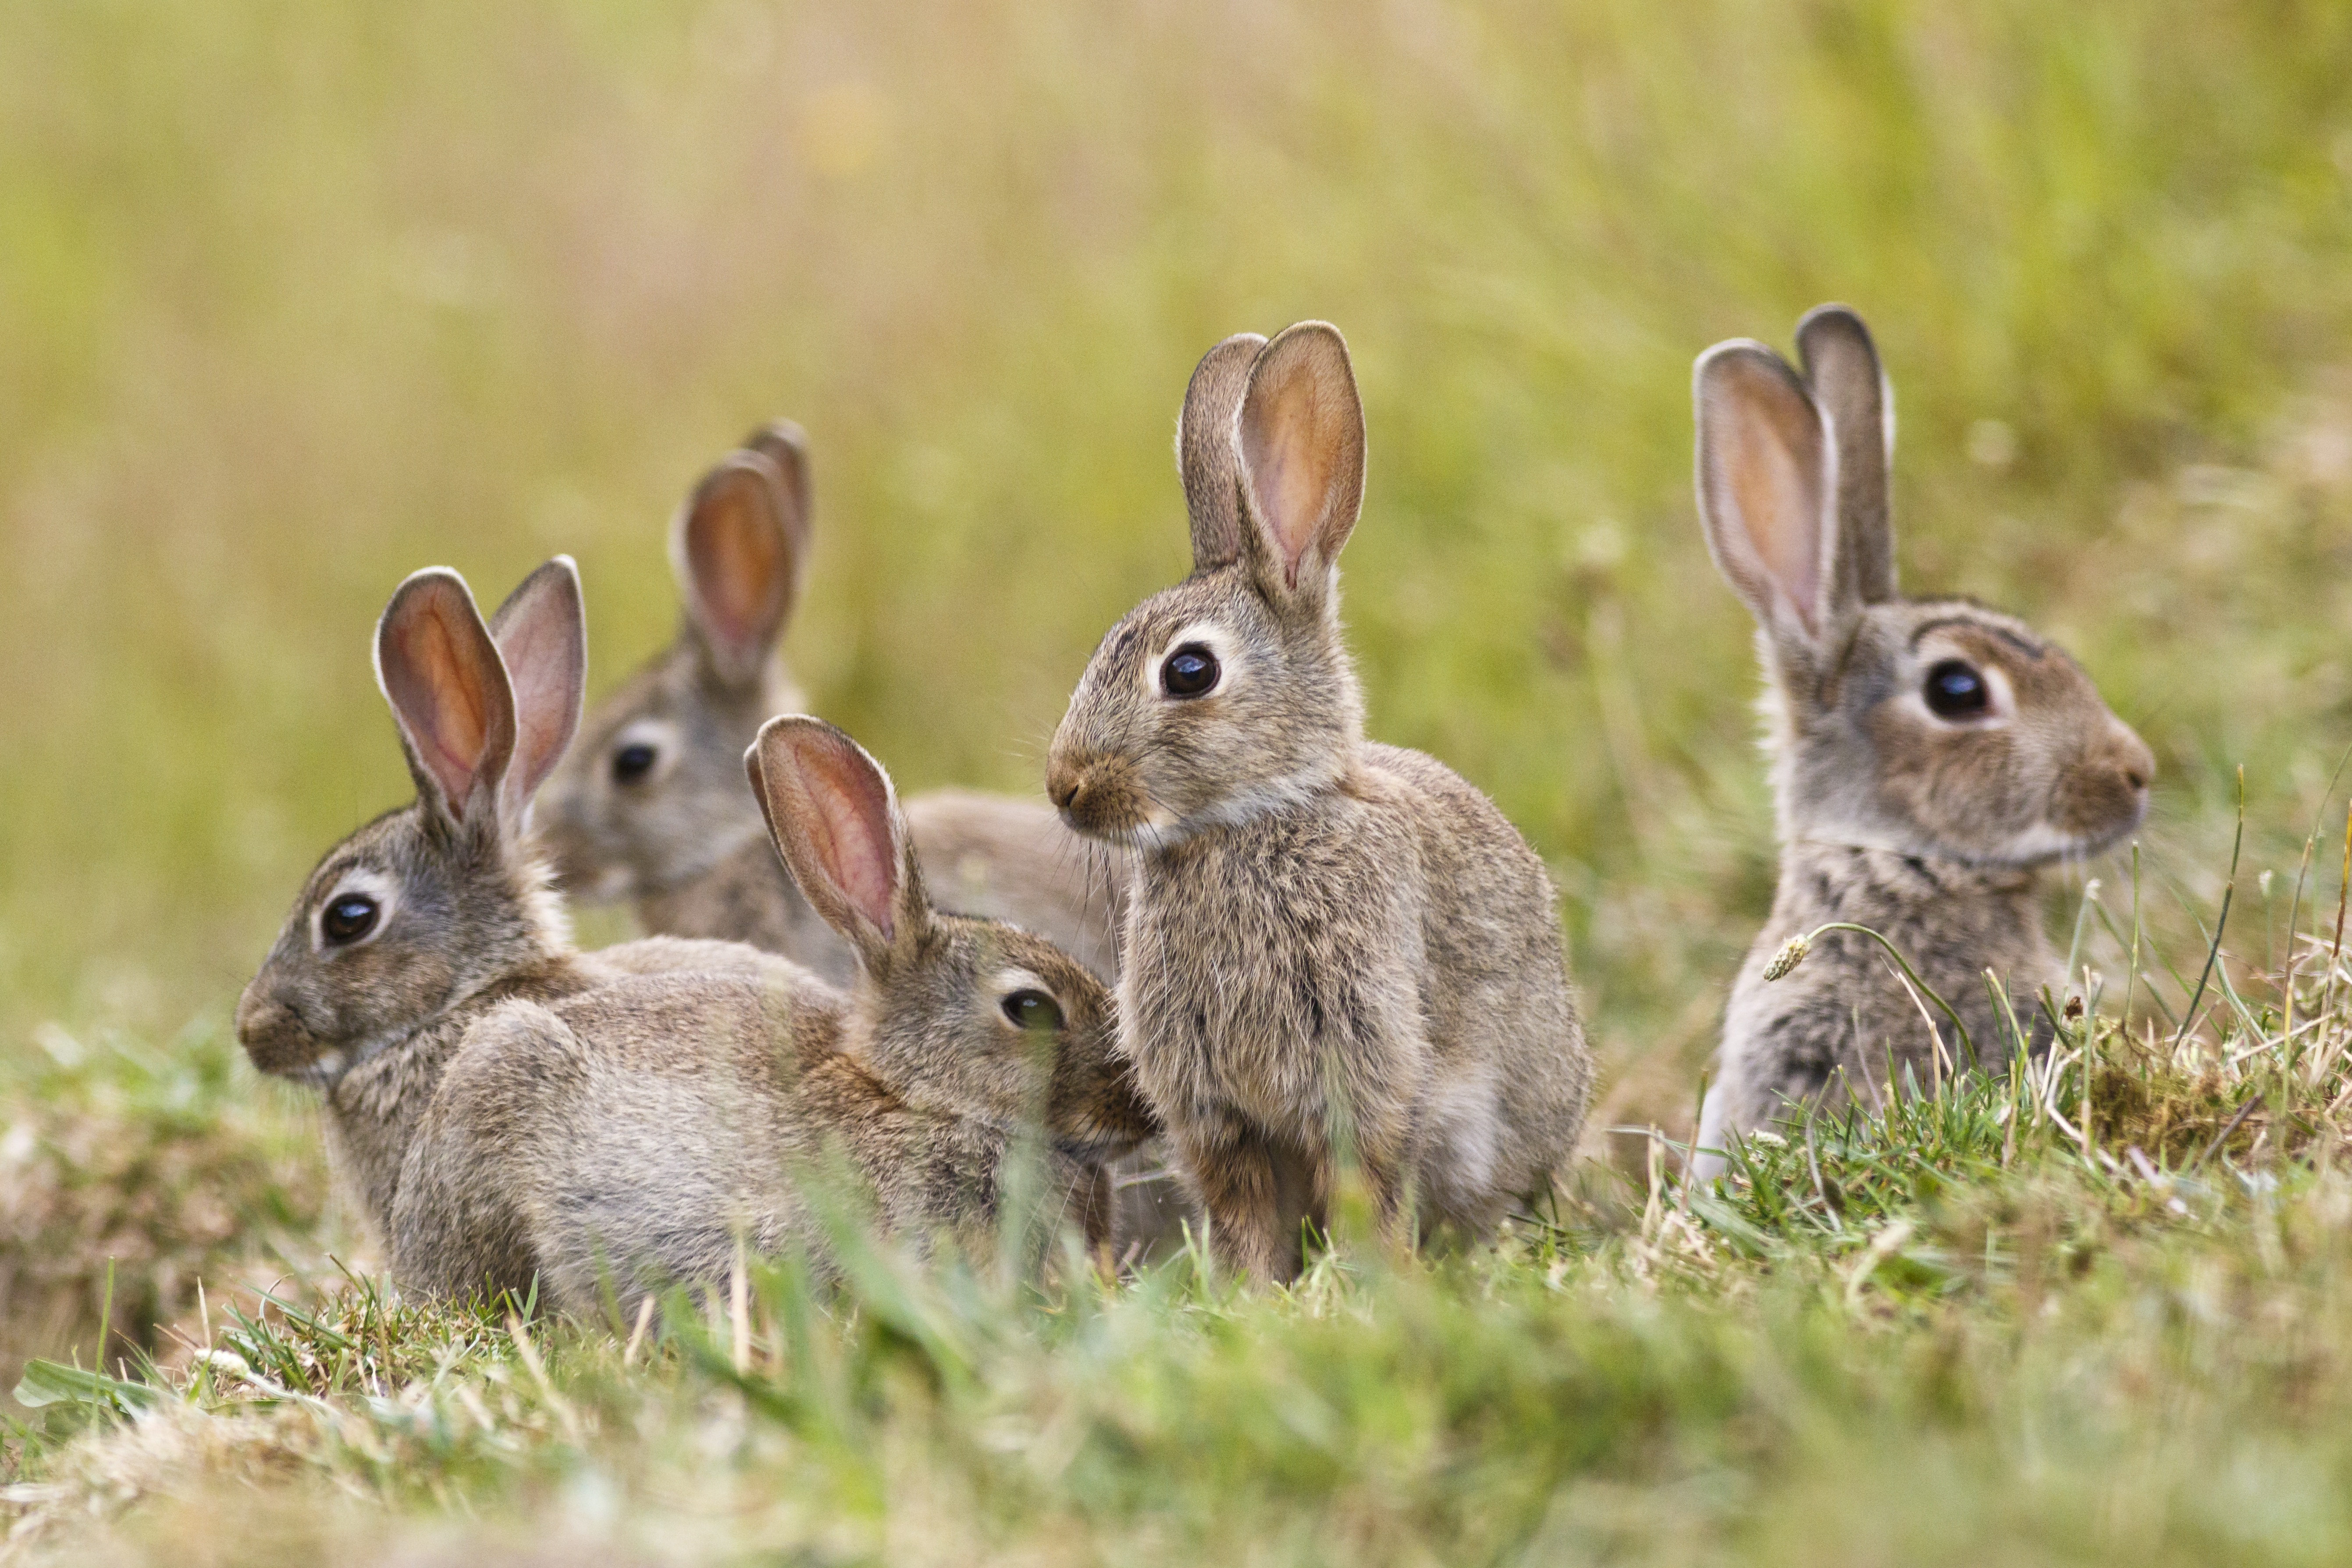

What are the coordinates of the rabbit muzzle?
(2046, 717, 2156, 853)
(1046, 750, 1156, 845)
(234, 981, 332, 1080)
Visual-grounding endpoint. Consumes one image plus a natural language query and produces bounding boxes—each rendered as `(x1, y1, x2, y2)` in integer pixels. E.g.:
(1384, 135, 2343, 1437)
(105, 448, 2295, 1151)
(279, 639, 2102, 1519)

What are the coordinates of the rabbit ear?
(671, 450, 804, 690)
(1694, 340, 1836, 649)
(1178, 333, 1269, 572)
(374, 568, 517, 830)
(741, 418, 815, 574)
(745, 716, 932, 970)
(1235, 322, 1367, 598)
(487, 556, 587, 828)
(1796, 304, 1898, 610)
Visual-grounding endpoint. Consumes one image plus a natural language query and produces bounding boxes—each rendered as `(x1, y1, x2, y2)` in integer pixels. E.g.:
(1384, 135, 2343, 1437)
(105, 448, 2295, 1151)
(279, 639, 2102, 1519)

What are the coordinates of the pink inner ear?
(685, 467, 787, 664)
(385, 583, 503, 816)
(1728, 417, 1823, 631)
(804, 755, 899, 938)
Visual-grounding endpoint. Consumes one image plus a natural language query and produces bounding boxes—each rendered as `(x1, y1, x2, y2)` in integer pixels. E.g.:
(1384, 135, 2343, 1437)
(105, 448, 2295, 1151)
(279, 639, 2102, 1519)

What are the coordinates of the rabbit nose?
(2108, 721, 2156, 793)
(1047, 759, 1088, 813)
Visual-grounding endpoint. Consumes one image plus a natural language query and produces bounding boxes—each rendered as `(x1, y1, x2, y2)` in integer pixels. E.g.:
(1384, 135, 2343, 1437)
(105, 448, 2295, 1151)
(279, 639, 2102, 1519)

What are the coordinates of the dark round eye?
(321, 894, 379, 946)
(612, 742, 659, 784)
(1924, 659, 1990, 719)
(1160, 644, 1219, 699)
(1001, 989, 1064, 1032)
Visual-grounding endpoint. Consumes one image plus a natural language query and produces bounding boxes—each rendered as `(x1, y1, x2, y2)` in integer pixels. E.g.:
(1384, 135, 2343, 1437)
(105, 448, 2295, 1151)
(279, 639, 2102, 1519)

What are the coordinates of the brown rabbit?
(531, 421, 1124, 985)
(1690, 305, 2154, 1177)
(237, 565, 1147, 1308)
(409, 717, 1156, 1315)
(1046, 324, 1592, 1283)
(234, 558, 796, 1294)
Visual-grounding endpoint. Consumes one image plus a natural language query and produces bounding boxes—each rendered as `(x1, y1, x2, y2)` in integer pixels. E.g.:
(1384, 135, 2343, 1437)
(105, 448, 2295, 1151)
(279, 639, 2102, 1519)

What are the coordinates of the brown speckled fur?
(532, 422, 1126, 987)
(1691, 306, 2154, 1174)
(530, 424, 1164, 1249)
(239, 565, 1150, 1313)
(1047, 325, 1591, 1282)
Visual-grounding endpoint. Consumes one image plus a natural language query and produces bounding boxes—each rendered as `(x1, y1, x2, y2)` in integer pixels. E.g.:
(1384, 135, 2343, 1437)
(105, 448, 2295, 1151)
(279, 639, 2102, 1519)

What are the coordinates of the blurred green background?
(6, 0, 2352, 1136)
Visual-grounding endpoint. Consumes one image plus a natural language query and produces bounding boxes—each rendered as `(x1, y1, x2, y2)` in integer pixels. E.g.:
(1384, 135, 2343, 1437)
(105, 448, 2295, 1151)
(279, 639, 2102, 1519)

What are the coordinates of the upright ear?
(1235, 322, 1367, 597)
(670, 449, 805, 690)
(745, 716, 931, 970)
(488, 556, 588, 827)
(1796, 303, 1898, 610)
(1693, 340, 1835, 649)
(374, 568, 517, 830)
(741, 418, 815, 575)
(1177, 332, 1269, 572)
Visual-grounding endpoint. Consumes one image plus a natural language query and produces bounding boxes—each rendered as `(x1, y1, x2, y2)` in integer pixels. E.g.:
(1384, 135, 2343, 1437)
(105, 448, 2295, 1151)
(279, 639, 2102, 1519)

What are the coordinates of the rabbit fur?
(532, 420, 1126, 986)
(1689, 304, 2154, 1178)
(236, 564, 1148, 1311)
(1046, 323, 1591, 1283)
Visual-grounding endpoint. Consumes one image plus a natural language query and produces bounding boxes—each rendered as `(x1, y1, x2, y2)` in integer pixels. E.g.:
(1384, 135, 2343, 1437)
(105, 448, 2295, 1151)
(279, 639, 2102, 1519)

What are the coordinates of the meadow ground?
(7, 0, 2352, 1561)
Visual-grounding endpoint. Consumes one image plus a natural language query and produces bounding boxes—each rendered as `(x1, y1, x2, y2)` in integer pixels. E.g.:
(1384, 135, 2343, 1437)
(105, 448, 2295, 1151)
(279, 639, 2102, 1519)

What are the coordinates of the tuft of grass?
(0, 1021, 328, 1392)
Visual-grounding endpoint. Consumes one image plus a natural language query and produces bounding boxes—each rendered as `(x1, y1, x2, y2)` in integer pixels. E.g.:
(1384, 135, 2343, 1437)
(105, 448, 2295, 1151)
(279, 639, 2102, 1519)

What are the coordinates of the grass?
(8, 0, 2352, 1561)
(11, 901, 2352, 1565)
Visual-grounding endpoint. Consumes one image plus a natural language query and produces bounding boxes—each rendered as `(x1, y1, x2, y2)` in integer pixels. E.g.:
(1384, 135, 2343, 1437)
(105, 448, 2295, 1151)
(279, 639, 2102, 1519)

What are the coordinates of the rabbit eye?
(612, 742, 659, 784)
(321, 894, 379, 946)
(1001, 989, 1064, 1032)
(1924, 660, 1990, 719)
(1160, 644, 1220, 699)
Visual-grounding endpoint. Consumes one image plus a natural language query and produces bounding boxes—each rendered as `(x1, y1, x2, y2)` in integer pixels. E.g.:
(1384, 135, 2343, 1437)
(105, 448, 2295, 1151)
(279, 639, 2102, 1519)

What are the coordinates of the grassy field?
(7, 0, 2352, 1560)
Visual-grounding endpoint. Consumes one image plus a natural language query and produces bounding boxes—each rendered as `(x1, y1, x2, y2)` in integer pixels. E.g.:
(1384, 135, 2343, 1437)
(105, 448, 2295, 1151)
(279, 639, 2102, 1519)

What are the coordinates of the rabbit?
(236, 564, 1149, 1308)
(1688, 304, 2155, 1179)
(234, 557, 800, 1296)
(1045, 322, 1592, 1284)
(411, 716, 1158, 1316)
(531, 420, 1126, 986)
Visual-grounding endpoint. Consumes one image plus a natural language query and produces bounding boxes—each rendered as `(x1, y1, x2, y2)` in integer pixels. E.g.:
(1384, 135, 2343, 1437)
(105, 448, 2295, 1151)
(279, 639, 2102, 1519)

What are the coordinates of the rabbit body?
(1690, 307, 2153, 1172)
(1050, 325, 1590, 1282)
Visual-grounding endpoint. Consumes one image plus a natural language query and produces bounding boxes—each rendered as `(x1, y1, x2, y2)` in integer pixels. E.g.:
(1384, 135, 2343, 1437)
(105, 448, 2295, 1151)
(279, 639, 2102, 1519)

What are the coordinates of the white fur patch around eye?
(313, 867, 400, 954)
(1146, 621, 1244, 703)
(992, 967, 1055, 1004)
(1903, 654, 2016, 730)
(608, 717, 683, 789)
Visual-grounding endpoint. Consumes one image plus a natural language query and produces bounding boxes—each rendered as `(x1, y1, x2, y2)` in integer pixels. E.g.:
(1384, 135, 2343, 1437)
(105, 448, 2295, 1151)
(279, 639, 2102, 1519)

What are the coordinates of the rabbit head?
(235, 561, 588, 1085)
(1694, 305, 2153, 868)
(748, 716, 1156, 1163)
(1046, 324, 1371, 850)
(535, 423, 812, 900)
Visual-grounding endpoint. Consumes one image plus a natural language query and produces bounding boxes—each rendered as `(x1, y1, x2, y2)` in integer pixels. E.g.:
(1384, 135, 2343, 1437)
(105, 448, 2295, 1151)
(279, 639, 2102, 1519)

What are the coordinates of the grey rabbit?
(1047, 323, 1592, 1283)
(1689, 304, 2153, 1177)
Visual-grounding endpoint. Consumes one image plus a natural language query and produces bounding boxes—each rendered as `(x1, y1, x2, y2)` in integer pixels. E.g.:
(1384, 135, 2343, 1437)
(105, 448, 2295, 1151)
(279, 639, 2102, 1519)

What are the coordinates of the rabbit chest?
(1120, 787, 1434, 1146)
(1726, 843, 2058, 1116)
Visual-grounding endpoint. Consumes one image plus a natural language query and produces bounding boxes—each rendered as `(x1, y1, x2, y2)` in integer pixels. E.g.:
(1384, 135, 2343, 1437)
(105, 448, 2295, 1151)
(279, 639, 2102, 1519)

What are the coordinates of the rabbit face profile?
(1048, 332, 1365, 850)
(1691, 305, 2153, 1169)
(1047, 324, 1589, 1284)
(235, 559, 603, 1235)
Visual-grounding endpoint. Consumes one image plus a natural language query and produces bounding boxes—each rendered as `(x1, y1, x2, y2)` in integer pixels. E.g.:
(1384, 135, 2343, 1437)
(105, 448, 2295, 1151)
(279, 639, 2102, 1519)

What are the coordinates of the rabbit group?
(235, 299, 2146, 1305)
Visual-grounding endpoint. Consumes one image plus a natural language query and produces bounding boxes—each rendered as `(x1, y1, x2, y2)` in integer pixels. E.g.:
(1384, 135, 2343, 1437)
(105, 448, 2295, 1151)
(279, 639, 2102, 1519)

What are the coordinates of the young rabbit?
(531, 420, 1124, 985)
(1690, 304, 2154, 1176)
(416, 716, 1157, 1316)
(1046, 323, 1592, 1283)
(234, 557, 794, 1294)
(237, 565, 1148, 1308)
